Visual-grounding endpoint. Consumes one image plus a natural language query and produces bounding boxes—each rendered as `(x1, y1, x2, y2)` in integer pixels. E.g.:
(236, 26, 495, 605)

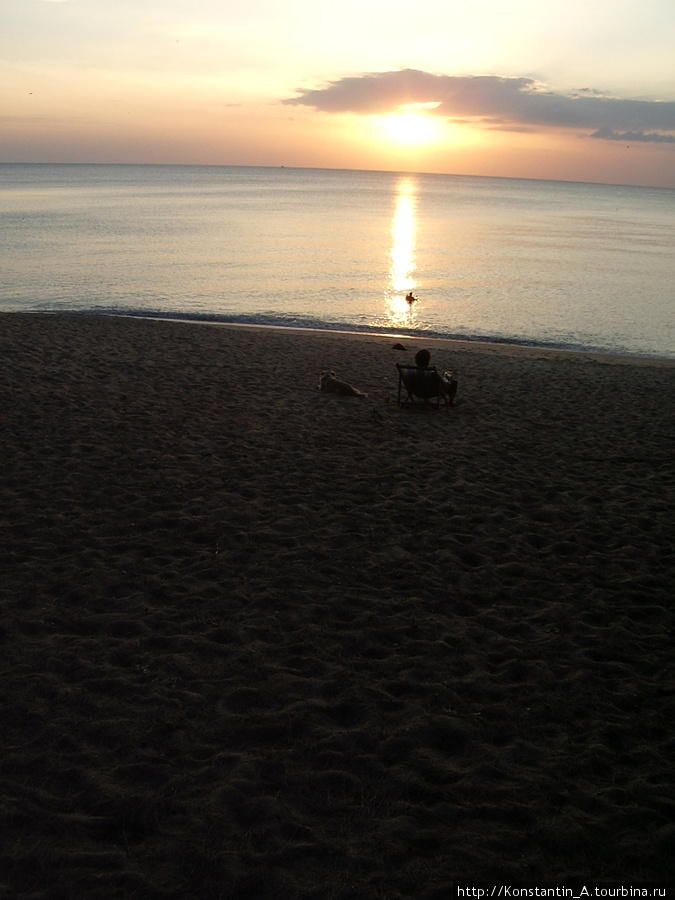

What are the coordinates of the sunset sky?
(2, 0, 674, 187)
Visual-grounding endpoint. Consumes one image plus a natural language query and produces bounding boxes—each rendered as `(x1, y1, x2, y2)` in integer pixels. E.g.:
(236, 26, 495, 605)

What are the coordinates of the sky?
(1, 0, 674, 187)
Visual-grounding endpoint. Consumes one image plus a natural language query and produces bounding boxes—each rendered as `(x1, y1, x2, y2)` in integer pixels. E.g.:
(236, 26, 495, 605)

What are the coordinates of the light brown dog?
(319, 371, 367, 397)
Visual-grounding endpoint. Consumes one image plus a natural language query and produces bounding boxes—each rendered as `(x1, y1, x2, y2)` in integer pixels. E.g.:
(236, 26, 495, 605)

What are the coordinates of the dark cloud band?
(283, 69, 675, 143)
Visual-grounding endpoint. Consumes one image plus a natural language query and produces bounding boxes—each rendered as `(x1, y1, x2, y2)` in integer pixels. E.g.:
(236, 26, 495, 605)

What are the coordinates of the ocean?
(1, 163, 674, 358)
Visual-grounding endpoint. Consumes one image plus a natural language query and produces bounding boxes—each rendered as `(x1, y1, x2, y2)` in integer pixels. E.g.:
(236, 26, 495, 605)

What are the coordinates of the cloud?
(283, 69, 675, 142)
(590, 127, 675, 144)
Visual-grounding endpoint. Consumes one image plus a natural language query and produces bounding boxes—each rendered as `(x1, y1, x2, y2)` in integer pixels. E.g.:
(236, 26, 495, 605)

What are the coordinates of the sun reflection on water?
(386, 176, 419, 327)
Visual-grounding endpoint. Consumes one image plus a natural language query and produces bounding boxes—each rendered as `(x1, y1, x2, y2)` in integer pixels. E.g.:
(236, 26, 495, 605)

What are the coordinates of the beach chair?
(396, 363, 449, 407)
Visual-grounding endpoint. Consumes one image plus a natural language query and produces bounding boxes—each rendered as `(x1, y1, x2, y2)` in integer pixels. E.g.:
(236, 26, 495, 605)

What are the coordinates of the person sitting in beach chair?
(396, 348, 458, 407)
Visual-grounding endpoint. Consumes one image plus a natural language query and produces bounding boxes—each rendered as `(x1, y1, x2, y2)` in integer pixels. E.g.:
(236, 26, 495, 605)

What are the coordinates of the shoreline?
(9, 308, 675, 366)
(184, 319, 675, 366)
(1, 312, 673, 895)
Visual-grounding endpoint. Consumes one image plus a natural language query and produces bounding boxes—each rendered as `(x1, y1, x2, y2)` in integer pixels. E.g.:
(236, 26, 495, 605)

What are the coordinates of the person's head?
(415, 349, 431, 368)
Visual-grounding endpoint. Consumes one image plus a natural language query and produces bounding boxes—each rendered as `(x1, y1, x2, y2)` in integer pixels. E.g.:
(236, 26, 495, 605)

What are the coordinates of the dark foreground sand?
(1, 313, 674, 899)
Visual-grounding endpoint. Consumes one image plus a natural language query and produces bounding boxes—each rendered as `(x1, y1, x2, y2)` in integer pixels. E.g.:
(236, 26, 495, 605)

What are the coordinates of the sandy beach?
(1, 312, 674, 898)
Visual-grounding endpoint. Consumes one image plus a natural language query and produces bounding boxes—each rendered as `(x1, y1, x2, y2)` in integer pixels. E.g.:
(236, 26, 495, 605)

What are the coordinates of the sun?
(375, 103, 443, 146)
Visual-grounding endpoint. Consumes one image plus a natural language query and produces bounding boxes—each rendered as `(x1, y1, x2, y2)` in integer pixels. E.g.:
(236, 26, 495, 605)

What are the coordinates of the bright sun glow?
(376, 104, 443, 145)
(379, 113, 438, 145)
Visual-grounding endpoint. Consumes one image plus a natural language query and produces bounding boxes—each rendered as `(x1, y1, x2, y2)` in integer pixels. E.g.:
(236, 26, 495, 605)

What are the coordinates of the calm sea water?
(1, 163, 674, 358)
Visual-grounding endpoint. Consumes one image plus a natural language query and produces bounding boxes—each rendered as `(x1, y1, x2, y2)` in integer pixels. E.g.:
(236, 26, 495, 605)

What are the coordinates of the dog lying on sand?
(319, 371, 367, 397)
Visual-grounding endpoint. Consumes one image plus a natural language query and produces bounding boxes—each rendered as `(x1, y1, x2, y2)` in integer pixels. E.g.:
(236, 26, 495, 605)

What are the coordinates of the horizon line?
(1, 160, 673, 192)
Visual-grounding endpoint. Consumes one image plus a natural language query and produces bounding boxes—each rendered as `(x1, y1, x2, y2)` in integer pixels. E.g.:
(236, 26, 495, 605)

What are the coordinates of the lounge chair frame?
(396, 363, 449, 407)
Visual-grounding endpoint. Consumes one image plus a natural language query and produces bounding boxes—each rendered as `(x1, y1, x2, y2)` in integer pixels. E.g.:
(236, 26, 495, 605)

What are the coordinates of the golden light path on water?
(386, 176, 419, 329)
